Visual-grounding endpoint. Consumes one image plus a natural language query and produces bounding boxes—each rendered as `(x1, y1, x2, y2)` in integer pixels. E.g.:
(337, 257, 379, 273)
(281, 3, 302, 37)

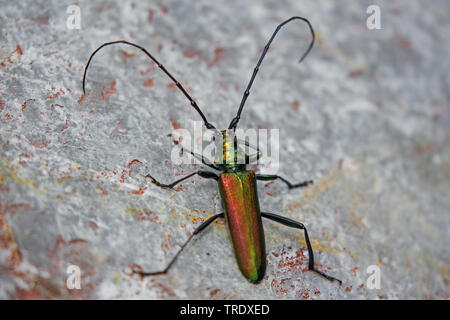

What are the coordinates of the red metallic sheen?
(218, 170, 266, 283)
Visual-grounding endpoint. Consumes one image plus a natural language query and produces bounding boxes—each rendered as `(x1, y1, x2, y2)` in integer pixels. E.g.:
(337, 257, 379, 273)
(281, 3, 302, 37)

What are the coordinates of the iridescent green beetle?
(83, 17, 342, 285)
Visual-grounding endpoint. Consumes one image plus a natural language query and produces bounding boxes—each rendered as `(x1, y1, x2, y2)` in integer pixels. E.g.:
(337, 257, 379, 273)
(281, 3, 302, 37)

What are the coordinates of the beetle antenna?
(228, 16, 315, 130)
(82, 40, 216, 129)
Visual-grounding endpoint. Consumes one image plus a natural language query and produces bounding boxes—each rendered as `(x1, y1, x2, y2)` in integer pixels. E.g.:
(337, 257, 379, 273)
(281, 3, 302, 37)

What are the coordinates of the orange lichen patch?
(292, 100, 300, 111)
(270, 278, 289, 295)
(299, 289, 310, 300)
(31, 16, 49, 26)
(125, 206, 160, 223)
(97, 4, 115, 13)
(1, 161, 37, 188)
(21, 98, 35, 111)
(315, 32, 324, 44)
(396, 36, 412, 50)
(147, 9, 154, 23)
(209, 288, 222, 299)
(9, 275, 63, 300)
(110, 127, 125, 136)
(98, 80, 117, 102)
(77, 93, 87, 105)
(187, 215, 204, 224)
(56, 169, 74, 185)
(286, 201, 302, 212)
(0, 200, 34, 270)
(126, 264, 143, 277)
(59, 119, 69, 133)
(119, 169, 128, 183)
(412, 140, 437, 156)
(219, 81, 228, 89)
(0, 100, 4, 110)
(351, 266, 359, 276)
(48, 88, 65, 99)
(0, 211, 22, 267)
(161, 234, 172, 257)
(168, 82, 176, 89)
(207, 47, 224, 67)
(140, 63, 156, 75)
(436, 262, 450, 283)
(158, 4, 168, 14)
(143, 78, 154, 87)
(296, 237, 339, 254)
(276, 248, 309, 273)
(132, 187, 147, 195)
(43, 51, 58, 57)
(0, 201, 31, 218)
(49, 235, 87, 258)
(183, 47, 202, 59)
(170, 115, 181, 130)
(15, 45, 23, 56)
(138, 210, 160, 223)
(127, 159, 142, 168)
(89, 221, 99, 230)
(127, 159, 142, 176)
(260, 181, 273, 189)
(26, 136, 50, 149)
(43, 237, 98, 298)
(67, 239, 87, 245)
(204, 214, 225, 226)
(348, 212, 366, 228)
(0, 45, 23, 69)
(349, 69, 364, 78)
(120, 49, 137, 58)
(150, 282, 176, 298)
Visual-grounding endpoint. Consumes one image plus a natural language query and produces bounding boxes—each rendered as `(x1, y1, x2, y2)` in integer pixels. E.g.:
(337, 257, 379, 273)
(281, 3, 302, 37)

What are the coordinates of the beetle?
(82, 16, 342, 285)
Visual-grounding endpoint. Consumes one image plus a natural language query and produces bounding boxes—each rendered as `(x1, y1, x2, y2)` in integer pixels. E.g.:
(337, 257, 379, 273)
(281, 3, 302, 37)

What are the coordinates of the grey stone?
(0, 0, 448, 299)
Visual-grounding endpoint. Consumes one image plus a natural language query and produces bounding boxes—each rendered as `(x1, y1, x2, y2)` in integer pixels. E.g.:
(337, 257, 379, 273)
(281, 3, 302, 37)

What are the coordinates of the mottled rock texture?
(0, 0, 448, 299)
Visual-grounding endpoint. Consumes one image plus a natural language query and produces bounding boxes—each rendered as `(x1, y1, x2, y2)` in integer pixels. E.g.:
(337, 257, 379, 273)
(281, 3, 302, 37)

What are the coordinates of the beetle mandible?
(83, 16, 342, 285)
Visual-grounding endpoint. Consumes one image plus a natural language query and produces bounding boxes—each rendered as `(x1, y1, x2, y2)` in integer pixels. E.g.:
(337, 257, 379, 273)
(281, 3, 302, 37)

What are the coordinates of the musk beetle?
(83, 16, 342, 285)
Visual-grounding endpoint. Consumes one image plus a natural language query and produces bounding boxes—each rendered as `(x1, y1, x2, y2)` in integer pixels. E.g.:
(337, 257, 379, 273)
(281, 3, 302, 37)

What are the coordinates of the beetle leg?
(261, 211, 342, 285)
(132, 213, 224, 277)
(256, 174, 313, 189)
(144, 170, 218, 189)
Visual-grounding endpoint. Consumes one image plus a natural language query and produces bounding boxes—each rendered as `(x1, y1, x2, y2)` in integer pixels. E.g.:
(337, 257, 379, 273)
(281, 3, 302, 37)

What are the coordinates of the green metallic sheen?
(218, 170, 266, 283)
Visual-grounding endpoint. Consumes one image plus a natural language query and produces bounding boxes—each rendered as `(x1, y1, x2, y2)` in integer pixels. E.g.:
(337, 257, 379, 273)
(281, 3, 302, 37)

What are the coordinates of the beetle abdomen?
(218, 170, 266, 283)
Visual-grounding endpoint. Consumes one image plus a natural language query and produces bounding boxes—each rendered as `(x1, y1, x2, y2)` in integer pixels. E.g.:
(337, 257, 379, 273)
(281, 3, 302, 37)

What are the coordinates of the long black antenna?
(82, 40, 215, 129)
(228, 16, 315, 130)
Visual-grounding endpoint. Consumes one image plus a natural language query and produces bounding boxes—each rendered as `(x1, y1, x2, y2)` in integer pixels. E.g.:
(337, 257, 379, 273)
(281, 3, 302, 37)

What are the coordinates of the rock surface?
(0, 0, 449, 299)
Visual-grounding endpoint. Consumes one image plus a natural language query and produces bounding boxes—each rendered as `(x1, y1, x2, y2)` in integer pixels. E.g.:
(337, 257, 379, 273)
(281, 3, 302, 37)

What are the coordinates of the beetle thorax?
(214, 130, 238, 167)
